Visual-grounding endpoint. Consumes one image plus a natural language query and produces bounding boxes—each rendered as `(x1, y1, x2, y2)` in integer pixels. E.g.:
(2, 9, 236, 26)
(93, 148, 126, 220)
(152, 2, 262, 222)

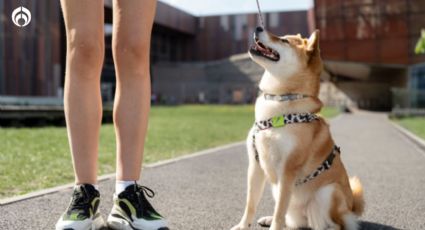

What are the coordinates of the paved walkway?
(1, 113, 425, 229)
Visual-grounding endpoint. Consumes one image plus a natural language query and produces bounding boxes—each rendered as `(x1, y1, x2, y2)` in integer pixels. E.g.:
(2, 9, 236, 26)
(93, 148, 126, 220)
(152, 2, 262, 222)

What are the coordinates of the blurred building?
(313, 0, 425, 110)
(4, 1, 422, 111)
(0, 0, 62, 97)
(0, 0, 308, 100)
(315, 0, 425, 65)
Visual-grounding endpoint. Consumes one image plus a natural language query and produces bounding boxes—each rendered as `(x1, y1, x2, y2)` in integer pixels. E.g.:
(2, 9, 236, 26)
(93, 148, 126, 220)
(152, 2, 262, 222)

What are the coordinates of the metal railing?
(391, 88, 425, 117)
(392, 88, 425, 108)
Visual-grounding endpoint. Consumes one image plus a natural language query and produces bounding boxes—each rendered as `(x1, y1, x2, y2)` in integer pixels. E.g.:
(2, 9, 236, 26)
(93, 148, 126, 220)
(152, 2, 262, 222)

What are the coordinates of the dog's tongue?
(258, 46, 272, 54)
(257, 43, 272, 55)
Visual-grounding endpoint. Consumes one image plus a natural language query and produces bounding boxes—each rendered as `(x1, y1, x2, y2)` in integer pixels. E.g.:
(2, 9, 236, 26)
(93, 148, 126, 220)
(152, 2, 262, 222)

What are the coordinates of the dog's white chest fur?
(254, 96, 297, 184)
(255, 128, 296, 183)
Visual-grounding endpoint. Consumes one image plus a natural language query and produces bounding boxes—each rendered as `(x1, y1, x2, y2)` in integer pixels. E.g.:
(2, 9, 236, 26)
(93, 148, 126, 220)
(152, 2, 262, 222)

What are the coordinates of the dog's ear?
(306, 30, 320, 53)
(307, 30, 321, 67)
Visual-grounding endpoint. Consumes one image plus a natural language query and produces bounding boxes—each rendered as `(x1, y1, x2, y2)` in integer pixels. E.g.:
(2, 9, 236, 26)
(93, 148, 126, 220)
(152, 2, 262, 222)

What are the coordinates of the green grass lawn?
(394, 117, 425, 140)
(0, 105, 339, 198)
(319, 106, 340, 119)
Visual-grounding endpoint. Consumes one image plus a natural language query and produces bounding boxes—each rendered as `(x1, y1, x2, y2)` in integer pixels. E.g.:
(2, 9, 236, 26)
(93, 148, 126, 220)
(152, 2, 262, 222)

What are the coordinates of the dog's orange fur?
(231, 29, 364, 230)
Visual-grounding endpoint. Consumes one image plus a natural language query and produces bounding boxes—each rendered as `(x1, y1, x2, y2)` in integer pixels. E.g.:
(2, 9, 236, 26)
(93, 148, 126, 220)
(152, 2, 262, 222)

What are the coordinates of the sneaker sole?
(56, 213, 105, 230)
(107, 214, 135, 230)
(92, 214, 106, 230)
(107, 214, 169, 230)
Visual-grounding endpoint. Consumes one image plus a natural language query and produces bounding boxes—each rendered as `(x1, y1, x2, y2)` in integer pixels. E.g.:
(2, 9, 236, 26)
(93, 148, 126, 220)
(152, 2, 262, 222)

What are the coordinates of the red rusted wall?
(154, 2, 197, 35)
(314, 0, 425, 65)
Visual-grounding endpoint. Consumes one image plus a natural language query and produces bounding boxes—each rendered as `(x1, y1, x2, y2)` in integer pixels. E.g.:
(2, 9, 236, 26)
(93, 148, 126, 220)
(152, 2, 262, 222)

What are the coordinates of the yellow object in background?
(415, 29, 425, 54)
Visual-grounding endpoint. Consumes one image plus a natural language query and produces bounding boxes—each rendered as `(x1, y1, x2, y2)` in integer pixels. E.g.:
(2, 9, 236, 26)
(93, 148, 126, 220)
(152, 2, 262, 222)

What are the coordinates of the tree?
(415, 29, 425, 54)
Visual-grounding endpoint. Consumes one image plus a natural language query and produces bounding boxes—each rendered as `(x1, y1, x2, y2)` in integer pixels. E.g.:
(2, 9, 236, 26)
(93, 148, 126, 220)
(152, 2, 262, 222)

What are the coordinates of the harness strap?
(252, 113, 319, 163)
(264, 93, 310, 102)
(252, 92, 336, 186)
(294, 145, 341, 186)
(255, 113, 319, 130)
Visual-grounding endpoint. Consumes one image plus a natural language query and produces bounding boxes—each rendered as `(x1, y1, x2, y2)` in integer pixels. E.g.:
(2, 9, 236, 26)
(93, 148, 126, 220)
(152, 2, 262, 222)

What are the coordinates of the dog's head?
(249, 27, 322, 78)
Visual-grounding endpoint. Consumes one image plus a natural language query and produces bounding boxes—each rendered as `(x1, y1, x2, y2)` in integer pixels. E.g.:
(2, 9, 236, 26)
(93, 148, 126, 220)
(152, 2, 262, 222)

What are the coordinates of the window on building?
(220, 15, 230, 31)
(199, 17, 205, 29)
(269, 12, 279, 28)
(233, 15, 248, 41)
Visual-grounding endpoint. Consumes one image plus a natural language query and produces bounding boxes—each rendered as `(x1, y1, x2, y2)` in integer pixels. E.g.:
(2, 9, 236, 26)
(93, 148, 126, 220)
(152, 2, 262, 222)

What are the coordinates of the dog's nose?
(256, 26, 264, 33)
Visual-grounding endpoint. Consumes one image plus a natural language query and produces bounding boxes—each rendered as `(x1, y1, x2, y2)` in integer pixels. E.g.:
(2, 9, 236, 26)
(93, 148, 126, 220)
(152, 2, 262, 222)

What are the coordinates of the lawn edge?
(390, 120, 425, 154)
(0, 141, 245, 206)
(0, 111, 342, 206)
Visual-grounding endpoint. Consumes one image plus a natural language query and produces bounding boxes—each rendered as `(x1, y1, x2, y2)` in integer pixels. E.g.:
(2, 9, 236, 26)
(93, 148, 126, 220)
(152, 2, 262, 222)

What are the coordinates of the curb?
(391, 121, 425, 154)
(0, 113, 342, 206)
(0, 141, 244, 206)
(0, 173, 115, 207)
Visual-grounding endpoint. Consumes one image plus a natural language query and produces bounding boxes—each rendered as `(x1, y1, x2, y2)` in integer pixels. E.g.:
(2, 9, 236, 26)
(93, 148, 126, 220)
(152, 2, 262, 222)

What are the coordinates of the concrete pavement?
(1, 112, 424, 229)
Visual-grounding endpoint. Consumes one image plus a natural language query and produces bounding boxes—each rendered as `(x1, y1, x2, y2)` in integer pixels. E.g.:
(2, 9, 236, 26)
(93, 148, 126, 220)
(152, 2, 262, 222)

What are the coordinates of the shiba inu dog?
(230, 27, 364, 230)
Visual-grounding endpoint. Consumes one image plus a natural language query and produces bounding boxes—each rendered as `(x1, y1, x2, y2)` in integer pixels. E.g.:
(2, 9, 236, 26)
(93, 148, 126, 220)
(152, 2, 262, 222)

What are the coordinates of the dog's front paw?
(257, 216, 273, 227)
(230, 223, 251, 230)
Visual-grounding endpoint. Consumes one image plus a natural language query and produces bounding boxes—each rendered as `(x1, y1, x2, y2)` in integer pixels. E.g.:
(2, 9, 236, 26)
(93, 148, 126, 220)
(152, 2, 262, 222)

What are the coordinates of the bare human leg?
(61, 0, 104, 186)
(106, 1, 169, 229)
(112, 0, 156, 181)
(56, 1, 105, 229)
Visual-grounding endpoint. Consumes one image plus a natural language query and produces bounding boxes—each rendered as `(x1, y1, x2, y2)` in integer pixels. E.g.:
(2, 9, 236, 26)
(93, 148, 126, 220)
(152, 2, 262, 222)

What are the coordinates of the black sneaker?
(55, 184, 104, 230)
(107, 184, 168, 230)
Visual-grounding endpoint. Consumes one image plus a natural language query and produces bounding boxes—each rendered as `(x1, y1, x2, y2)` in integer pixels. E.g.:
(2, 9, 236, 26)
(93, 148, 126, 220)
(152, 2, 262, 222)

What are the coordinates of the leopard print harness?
(253, 93, 341, 186)
(252, 113, 319, 163)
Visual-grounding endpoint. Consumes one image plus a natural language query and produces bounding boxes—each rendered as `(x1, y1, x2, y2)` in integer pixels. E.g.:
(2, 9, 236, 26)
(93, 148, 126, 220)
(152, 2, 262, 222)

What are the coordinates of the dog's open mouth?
(250, 38, 280, 62)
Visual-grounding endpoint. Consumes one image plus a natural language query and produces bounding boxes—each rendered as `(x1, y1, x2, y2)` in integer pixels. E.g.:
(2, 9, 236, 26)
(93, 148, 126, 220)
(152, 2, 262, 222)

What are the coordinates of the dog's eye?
(280, 38, 289, 44)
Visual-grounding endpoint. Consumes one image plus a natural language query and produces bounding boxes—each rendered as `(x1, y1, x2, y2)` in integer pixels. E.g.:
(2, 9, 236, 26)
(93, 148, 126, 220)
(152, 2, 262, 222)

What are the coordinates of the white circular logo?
(11, 6, 31, 27)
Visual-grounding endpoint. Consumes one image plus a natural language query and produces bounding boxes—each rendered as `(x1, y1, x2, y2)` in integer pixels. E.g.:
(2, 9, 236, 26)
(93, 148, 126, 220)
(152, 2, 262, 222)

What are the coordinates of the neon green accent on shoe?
(120, 198, 137, 216)
(67, 212, 82, 221)
(271, 116, 285, 127)
(91, 197, 100, 207)
(147, 211, 163, 220)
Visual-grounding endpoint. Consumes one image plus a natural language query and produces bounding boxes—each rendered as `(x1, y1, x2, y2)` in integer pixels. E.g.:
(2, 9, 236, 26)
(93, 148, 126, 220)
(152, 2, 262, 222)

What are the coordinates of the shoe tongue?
(76, 184, 97, 195)
(124, 183, 138, 192)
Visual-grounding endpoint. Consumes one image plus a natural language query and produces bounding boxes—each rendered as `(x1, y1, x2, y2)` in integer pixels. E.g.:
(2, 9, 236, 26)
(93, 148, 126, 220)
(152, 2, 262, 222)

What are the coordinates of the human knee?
(113, 35, 150, 63)
(67, 29, 104, 66)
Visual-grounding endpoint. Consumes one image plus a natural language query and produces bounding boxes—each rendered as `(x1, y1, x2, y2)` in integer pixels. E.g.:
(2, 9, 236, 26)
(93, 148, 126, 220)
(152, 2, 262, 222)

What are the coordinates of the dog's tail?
(349, 176, 364, 216)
